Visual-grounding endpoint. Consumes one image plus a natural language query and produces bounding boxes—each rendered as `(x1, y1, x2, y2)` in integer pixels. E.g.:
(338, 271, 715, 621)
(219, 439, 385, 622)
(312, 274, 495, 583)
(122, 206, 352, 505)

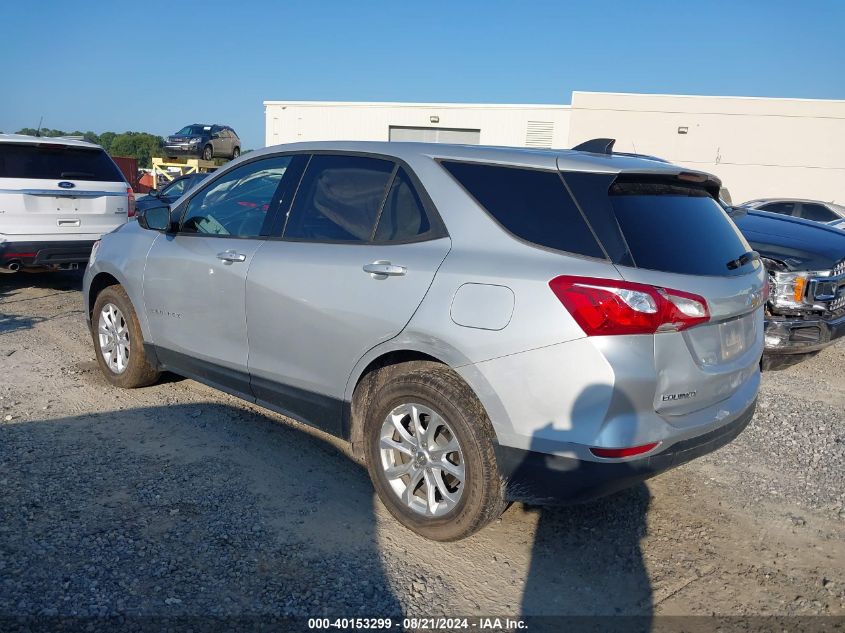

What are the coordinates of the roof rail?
(571, 138, 615, 154)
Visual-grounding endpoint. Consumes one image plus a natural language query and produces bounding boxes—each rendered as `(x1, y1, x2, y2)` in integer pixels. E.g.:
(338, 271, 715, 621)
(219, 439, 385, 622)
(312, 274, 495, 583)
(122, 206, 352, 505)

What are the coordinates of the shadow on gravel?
(516, 386, 653, 632)
(0, 269, 84, 334)
(0, 403, 403, 620)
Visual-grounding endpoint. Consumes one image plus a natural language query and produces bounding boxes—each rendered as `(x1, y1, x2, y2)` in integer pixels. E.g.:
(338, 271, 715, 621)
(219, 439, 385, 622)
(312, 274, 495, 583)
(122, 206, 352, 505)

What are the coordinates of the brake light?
(549, 275, 710, 336)
(127, 187, 136, 217)
(590, 442, 660, 458)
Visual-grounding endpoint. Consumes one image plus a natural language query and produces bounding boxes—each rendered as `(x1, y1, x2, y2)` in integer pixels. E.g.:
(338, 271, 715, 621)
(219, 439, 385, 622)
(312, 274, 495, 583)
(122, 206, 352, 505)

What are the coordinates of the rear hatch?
(563, 170, 766, 418)
(0, 141, 129, 239)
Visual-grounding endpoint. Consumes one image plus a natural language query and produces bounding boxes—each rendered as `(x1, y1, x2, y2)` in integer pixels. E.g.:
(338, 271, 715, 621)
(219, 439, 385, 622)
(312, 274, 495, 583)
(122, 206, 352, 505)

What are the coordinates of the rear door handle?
(363, 261, 406, 277)
(57, 218, 81, 227)
(217, 250, 246, 264)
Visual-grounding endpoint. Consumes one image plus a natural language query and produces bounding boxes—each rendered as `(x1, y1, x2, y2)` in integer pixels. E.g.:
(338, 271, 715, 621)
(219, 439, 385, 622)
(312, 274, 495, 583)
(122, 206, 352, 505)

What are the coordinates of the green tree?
(14, 127, 165, 168)
(109, 132, 164, 168)
(98, 131, 116, 153)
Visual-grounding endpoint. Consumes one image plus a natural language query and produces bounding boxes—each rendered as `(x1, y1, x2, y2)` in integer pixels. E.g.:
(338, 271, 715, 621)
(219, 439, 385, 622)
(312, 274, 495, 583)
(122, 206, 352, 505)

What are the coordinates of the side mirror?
(148, 188, 160, 198)
(138, 205, 172, 232)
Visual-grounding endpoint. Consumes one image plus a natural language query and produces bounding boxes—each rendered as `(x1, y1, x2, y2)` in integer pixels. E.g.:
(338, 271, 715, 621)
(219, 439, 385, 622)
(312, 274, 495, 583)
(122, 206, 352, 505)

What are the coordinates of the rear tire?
(232, 147, 240, 159)
(363, 362, 505, 541)
(202, 144, 213, 161)
(92, 285, 160, 389)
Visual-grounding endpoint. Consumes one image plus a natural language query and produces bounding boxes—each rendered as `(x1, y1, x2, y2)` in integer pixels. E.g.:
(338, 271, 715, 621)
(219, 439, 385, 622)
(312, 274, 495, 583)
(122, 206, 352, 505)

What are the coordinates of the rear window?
(0, 143, 124, 182)
(609, 181, 755, 276)
(441, 161, 604, 258)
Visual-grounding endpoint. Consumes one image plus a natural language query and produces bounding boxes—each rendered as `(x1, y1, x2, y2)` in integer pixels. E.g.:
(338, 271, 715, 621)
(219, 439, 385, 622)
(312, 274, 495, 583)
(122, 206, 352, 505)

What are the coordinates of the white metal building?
(264, 101, 571, 149)
(264, 92, 845, 204)
(568, 92, 845, 205)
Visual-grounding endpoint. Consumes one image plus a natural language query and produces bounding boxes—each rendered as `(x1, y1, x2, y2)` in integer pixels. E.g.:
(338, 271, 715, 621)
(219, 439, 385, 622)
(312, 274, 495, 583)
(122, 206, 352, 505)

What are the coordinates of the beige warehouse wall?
(568, 92, 845, 204)
(264, 101, 571, 149)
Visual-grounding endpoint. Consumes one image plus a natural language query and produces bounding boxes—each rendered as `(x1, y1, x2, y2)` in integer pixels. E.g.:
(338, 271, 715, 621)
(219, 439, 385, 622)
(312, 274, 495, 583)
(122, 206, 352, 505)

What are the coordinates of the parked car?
(725, 204, 845, 368)
(743, 198, 845, 225)
(164, 124, 241, 161)
(84, 141, 765, 540)
(135, 173, 207, 215)
(0, 134, 132, 272)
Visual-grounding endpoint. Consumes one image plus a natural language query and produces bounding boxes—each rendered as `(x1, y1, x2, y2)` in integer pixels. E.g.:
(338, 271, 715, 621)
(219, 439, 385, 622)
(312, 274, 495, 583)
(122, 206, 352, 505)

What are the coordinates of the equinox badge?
(662, 391, 697, 402)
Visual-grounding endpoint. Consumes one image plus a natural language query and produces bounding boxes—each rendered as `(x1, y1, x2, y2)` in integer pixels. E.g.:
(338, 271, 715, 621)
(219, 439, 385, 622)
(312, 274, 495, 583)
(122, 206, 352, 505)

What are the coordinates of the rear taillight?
(127, 187, 136, 217)
(549, 275, 710, 336)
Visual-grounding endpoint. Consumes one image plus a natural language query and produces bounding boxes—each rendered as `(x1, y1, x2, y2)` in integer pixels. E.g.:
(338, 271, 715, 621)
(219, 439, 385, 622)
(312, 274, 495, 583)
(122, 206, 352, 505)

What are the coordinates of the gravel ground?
(0, 270, 843, 627)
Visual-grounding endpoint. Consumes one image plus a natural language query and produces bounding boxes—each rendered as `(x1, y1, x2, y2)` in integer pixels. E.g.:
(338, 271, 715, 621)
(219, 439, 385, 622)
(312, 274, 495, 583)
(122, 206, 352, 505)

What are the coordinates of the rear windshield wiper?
(726, 250, 760, 270)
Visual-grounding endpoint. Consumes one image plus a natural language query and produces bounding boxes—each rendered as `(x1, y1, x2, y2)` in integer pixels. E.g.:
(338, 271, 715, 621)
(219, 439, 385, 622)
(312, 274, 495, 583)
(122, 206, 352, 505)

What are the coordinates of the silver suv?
(83, 141, 766, 541)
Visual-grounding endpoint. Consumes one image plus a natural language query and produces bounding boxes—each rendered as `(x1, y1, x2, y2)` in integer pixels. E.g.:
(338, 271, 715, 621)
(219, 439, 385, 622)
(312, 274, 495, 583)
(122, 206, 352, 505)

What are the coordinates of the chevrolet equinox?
(83, 141, 766, 541)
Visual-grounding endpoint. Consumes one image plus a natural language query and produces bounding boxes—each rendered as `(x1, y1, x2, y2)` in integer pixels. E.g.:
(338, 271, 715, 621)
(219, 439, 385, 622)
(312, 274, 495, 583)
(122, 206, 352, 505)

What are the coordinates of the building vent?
(525, 121, 555, 148)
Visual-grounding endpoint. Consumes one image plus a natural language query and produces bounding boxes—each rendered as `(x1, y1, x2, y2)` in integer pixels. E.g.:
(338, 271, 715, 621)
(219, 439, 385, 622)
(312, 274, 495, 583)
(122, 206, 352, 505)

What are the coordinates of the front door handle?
(217, 250, 246, 264)
(363, 260, 406, 278)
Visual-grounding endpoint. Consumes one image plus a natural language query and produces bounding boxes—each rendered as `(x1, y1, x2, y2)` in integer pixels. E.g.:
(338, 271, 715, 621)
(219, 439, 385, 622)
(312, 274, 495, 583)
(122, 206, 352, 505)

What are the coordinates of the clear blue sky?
(1, 0, 843, 150)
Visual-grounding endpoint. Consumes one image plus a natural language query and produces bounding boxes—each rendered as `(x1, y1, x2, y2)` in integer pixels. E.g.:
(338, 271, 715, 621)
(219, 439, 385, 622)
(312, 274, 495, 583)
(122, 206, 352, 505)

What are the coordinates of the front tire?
(92, 285, 160, 388)
(364, 362, 505, 541)
(202, 144, 213, 161)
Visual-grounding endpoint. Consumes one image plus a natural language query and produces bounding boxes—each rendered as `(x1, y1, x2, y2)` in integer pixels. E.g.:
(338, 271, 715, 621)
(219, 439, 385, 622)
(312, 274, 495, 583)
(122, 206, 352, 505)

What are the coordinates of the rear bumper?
(495, 397, 756, 505)
(0, 239, 95, 267)
(763, 312, 845, 355)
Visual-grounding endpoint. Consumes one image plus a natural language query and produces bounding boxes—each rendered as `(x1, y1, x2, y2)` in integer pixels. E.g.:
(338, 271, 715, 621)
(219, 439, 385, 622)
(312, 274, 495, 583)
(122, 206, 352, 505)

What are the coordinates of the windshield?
(175, 125, 208, 136)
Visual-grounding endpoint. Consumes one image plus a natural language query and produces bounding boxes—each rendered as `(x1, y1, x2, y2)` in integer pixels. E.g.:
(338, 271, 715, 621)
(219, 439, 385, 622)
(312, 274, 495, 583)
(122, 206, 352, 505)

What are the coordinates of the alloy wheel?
(379, 402, 465, 517)
(97, 303, 130, 374)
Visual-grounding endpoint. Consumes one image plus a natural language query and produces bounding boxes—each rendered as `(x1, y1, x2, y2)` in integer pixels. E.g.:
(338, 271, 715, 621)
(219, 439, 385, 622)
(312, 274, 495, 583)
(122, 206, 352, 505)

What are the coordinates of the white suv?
(0, 134, 132, 272)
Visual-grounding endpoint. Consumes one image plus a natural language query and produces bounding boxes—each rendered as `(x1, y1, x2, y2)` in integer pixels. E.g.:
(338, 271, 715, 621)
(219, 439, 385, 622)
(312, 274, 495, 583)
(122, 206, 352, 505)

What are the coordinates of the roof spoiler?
(571, 138, 616, 154)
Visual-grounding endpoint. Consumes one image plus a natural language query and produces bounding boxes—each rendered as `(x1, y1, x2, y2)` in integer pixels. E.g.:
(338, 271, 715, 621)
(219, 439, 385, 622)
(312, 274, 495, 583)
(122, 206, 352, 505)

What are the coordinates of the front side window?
(761, 201, 796, 215)
(162, 178, 188, 198)
(180, 156, 291, 237)
(799, 203, 838, 223)
(284, 154, 394, 242)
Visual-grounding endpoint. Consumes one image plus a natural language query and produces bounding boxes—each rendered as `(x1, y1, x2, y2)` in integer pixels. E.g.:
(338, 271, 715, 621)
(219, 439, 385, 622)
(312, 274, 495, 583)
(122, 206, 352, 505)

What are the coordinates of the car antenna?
(572, 138, 616, 154)
(35, 116, 43, 137)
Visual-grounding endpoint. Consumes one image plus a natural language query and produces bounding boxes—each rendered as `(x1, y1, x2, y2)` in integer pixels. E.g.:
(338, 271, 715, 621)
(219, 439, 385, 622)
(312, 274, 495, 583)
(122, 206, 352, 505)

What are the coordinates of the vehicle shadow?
(0, 402, 403, 621)
(0, 269, 84, 334)
(1, 385, 654, 626)
(514, 385, 653, 632)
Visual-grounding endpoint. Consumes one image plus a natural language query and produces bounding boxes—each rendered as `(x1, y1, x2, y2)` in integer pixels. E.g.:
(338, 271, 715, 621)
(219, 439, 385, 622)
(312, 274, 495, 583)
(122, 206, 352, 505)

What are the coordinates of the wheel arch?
(344, 338, 503, 460)
(87, 271, 122, 319)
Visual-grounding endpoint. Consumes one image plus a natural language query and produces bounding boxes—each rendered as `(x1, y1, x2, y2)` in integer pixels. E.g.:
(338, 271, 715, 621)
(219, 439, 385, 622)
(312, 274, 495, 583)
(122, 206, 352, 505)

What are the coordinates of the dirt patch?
(1, 270, 843, 619)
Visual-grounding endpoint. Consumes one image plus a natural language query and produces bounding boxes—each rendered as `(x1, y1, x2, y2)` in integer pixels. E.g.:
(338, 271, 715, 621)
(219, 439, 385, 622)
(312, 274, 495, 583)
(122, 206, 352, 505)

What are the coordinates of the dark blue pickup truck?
(728, 205, 845, 368)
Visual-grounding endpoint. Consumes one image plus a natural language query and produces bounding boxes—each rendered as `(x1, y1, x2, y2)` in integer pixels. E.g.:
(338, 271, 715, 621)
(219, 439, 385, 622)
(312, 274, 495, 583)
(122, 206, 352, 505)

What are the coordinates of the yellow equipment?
(151, 157, 217, 185)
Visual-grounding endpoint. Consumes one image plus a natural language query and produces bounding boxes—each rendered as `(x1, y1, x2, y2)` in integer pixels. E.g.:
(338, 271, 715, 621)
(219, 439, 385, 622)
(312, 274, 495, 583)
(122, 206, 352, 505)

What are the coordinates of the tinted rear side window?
(284, 154, 394, 242)
(799, 203, 838, 223)
(609, 181, 755, 276)
(442, 161, 604, 258)
(374, 168, 431, 242)
(0, 144, 124, 182)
